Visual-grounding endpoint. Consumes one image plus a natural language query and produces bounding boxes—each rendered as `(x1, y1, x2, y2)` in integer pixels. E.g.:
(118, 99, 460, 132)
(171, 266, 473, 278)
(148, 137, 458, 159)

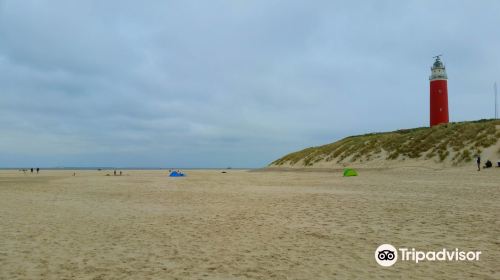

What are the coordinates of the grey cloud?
(1, 0, 499, 167)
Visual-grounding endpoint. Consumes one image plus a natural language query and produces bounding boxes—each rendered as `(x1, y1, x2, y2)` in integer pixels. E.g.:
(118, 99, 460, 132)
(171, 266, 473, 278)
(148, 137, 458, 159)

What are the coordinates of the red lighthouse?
(429, 55, 449, 126)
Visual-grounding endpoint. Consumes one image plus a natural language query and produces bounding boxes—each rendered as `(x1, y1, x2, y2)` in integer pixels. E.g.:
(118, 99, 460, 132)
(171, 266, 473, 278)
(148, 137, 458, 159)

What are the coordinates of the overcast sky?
(0, 1, 499, 168)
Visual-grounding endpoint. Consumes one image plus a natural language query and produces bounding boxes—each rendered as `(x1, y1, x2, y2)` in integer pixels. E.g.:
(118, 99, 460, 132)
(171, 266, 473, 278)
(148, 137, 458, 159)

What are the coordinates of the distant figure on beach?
(477, 156, 481, 171)
(114, 170, 116, 176)
(31, 168, 33, 173)
(36, 168, 39, 174)
(119, 171, 122, 176)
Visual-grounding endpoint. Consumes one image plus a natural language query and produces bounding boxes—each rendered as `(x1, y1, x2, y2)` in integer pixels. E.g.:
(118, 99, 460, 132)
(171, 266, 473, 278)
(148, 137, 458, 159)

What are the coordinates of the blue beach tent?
(169, 171, 185, 177)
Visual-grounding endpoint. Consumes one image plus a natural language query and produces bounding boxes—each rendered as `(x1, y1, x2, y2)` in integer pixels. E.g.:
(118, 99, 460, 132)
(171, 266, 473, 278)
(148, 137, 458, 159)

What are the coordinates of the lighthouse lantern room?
(429, 55, 449, 126)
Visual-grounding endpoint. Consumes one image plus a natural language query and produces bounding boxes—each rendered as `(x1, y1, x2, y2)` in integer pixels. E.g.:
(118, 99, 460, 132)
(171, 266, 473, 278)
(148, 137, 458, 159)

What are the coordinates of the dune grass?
(271, 119, 500, 167)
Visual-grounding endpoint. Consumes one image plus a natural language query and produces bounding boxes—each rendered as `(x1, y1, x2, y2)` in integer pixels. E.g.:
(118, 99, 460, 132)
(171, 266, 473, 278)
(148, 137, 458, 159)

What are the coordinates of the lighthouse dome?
(433, 58, 444, 69)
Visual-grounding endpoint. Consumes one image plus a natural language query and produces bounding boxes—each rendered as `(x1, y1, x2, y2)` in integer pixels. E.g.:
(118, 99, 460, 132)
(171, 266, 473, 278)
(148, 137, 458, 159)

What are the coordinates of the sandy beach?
(0, 168, 499, 279)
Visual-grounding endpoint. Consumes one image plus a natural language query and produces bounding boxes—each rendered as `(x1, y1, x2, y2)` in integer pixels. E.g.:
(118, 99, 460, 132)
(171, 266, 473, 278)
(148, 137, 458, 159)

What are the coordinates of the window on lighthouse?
(440, 108, 442, 112)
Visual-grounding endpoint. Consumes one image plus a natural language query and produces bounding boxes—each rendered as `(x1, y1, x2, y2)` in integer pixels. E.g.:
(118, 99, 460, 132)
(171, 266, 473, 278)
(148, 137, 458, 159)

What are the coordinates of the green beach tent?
(343, 168, 358, 177)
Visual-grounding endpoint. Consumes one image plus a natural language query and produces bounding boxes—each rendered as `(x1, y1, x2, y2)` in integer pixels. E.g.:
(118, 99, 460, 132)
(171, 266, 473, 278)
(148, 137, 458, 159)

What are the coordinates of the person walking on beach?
(36, 168, 39, 174)
(477, 156, 481, 171)
(114, 170, 116, 176)
(31, 168, 33, 173)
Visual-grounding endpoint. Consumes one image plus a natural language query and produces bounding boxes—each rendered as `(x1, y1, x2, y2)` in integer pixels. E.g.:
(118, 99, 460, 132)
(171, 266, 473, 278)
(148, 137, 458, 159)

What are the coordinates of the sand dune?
(0, 168, 499, 279)
(271, 120, 500, 170)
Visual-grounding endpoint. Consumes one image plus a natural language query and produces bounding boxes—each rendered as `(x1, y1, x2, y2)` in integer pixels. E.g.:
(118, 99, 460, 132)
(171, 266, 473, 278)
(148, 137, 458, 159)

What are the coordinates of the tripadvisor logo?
(375, 244, 397, 267)
(375, 244, 481, 267)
